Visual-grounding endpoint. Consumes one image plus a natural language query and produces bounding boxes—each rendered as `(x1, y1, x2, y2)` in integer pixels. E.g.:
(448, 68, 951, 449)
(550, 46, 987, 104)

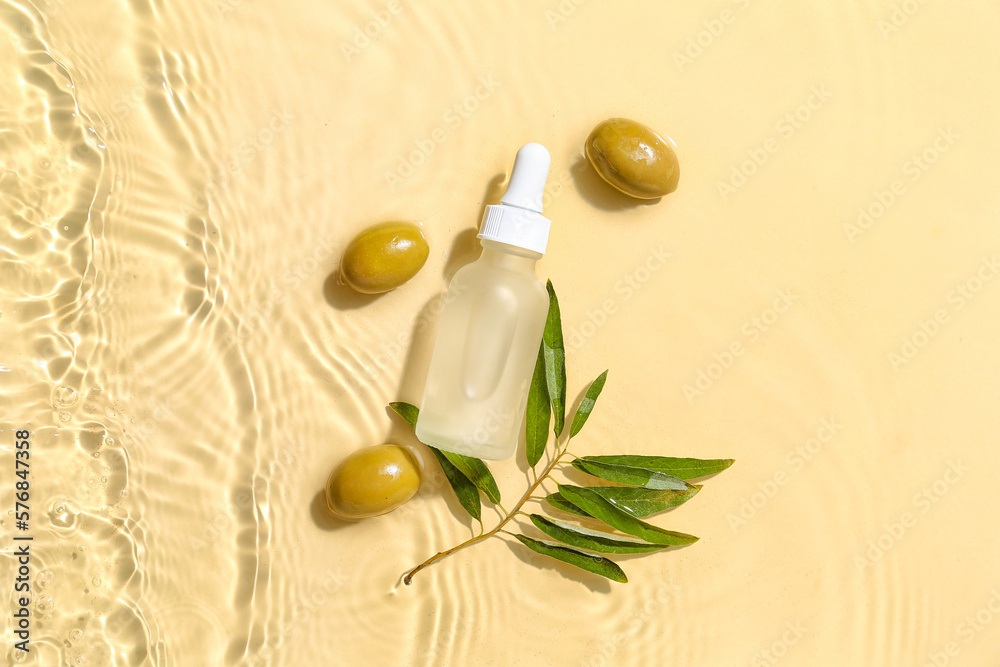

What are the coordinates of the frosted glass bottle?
(416, 144, 553, 460)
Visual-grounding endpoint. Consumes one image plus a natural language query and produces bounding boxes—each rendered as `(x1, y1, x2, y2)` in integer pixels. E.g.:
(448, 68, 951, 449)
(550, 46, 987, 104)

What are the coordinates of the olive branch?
(392, 281, 733, 585)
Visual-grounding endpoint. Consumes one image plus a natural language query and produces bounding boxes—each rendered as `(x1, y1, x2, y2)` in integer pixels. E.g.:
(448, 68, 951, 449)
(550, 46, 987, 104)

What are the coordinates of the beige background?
(2, 0, 999, 665)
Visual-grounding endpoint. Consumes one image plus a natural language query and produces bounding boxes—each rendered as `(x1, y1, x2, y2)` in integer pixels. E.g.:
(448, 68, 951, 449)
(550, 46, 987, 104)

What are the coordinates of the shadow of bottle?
(396, 171, 507, 400)
(312, 170, 535, 529)
(356, 172, 511, 526)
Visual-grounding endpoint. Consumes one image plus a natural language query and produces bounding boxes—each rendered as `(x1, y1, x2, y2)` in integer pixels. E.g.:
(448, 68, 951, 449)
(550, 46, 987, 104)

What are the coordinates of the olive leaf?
(545, 494, 591, 518)
(542, 280, 567, 439)
(558, 485, 698, 546)
(389, 401, 419, 428)
(525, 343, 550, 468)
(580, 455, 735, 480)
(549, 485, 701, 519)
(396, 282, 735, 587)
(514, 534, 627, 583)
(428, 447, 482, 522)
(571, 459, 692, 491)
(529, 515, 668, 554)
(568, 370, 608, 438)
(389, 401, 483, 519)
(439, 451, 502, 505)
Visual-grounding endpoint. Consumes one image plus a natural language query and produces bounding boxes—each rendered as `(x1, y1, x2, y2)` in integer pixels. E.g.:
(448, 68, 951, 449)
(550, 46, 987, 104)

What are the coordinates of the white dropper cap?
(477, 143, 552, 255)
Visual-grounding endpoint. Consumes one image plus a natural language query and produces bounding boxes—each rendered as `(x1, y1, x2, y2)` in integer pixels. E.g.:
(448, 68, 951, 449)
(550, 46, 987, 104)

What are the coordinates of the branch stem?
(404, 450, 571, 584)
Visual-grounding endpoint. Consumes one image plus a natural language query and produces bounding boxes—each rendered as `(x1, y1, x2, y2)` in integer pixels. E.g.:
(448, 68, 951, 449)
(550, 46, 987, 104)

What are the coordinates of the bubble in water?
(37, 569, 55, 589)
(54, 386, 80, 408)
(8, 647, 28, 663)
(92, 577, 101, 587)
(100, 476, 108, 483)
(59, 411, 72, 422)
(68, 628, 83, 643)
(35, 594, 56, 616)
(50, 501, 78, 529)
(130, 417, 137, 424)
(105, 436, 116, 447)
(92, 452, 100, 458)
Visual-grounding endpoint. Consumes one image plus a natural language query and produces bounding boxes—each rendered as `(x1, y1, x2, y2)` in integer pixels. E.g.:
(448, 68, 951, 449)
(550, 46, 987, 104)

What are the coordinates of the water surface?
(2, 1, 1000, 665)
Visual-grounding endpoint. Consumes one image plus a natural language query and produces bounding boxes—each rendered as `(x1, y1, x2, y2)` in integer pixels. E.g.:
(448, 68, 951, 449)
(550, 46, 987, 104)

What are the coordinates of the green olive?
(585, 118, 680, 199)
(339, 221, 429, 294)
(325, 444, 421, 520)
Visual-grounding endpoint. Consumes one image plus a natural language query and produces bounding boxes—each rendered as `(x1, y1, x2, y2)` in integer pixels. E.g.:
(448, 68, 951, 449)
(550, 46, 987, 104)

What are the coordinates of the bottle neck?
(479, 240, 542, 271)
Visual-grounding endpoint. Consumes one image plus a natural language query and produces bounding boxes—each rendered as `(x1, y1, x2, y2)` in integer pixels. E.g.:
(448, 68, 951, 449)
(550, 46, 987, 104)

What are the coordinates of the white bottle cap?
(477, 143, 552, 255)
